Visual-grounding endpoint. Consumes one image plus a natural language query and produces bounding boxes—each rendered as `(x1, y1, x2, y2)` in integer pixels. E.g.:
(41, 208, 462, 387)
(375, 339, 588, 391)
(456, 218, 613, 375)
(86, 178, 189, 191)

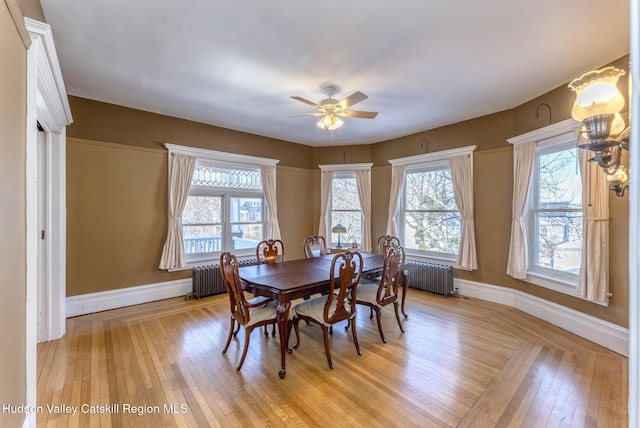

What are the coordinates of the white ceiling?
(40, 0, 630, 147)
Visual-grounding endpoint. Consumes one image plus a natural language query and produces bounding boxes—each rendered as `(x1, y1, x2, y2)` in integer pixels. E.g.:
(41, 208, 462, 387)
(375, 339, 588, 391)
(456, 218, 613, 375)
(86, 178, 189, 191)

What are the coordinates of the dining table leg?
(276, 301, 291, 379)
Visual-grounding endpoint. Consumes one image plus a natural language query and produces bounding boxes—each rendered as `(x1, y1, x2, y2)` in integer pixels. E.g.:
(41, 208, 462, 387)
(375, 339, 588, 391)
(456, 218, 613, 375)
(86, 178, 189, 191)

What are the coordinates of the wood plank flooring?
(36, 291, 628, 427)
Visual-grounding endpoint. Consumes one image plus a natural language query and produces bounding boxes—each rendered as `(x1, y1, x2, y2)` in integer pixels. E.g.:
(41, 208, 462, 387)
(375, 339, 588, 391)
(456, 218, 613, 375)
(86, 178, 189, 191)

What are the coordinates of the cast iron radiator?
(405, 260, 454, 297)
(190, 258, 260, 299)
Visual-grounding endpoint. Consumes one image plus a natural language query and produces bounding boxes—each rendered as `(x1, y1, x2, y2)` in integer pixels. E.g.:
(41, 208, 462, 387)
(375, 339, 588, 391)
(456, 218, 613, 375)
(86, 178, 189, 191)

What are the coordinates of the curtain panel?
(449, 154, 478, 270)
(506, 142, 536, 279)
(260, 164, 282, 240)
(159, 153, 196, 270)
(577, 139, 610, 302)
(318, 170, 334, 240)
(356, 169, 372, 252)
(386, 164, 406, 236)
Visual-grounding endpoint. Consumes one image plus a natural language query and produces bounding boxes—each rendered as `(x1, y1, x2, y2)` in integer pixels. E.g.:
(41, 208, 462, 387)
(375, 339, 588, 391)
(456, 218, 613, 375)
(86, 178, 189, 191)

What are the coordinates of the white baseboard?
(66, 279, 192, 317)
(66, 276, 628, 356)
(455, 278, 629, 357)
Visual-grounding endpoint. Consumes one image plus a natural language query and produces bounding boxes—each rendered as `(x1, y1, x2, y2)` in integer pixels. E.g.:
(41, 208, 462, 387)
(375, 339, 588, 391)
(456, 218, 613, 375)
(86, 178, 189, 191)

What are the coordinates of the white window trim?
(389, 145, 477, 166)
(165, 143, 279, 166)
(391, 146, 477, 264)
(318, 162, 373, 171)
(507, 118, 593, 299)
(165, 144, 278, 270)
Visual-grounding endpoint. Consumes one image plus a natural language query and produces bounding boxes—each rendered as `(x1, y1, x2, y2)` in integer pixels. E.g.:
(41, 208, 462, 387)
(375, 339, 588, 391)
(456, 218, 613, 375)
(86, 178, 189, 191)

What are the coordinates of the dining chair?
(290, 250, 364, 369)
(220, 251, 279, 371)
(303, 235, 327, 258)
(255, 239, 285, 335)
(354, 245, 406, 343)
(376, 235, 400, 255)
(256, 239, 285, 264)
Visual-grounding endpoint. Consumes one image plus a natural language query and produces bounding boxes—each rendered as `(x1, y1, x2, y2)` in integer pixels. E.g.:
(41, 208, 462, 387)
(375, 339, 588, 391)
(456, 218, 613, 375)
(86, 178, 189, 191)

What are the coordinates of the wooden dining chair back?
(355, 245, 407, 343)
(220, 251, 278, 370)
(256, 239, 285, 264)
(376, 235, 400, 255)
(291, 251, 364, 369)
(303, 235, 327, 258)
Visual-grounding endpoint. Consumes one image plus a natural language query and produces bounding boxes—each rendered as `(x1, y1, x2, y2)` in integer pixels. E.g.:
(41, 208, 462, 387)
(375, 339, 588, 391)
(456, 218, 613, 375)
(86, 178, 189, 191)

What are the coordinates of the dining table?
(238, 252, 390, 379)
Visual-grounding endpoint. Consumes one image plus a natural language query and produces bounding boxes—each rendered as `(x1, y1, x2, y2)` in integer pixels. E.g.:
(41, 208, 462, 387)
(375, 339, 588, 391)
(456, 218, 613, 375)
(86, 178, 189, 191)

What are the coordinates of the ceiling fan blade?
(336, 91, 368, 110)
(290, 96, 320, 108)
(286, 113, 323, 118)
(341, 110, 378, 119)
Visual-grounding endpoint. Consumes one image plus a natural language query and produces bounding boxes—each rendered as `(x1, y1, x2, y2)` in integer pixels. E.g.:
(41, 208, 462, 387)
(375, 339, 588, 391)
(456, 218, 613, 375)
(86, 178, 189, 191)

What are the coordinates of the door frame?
(24, 17, 72, 422)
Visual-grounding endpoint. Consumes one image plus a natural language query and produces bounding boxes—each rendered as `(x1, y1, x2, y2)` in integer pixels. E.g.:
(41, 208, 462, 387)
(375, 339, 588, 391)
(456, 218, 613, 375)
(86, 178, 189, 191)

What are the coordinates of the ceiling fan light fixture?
(316, 114, 343, 131)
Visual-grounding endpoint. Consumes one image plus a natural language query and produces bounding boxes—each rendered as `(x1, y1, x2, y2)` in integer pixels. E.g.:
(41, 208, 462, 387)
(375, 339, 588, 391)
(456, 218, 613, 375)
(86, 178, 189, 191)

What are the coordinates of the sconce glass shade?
(316, 114, 344, 131)
(568, 67, 625, 122)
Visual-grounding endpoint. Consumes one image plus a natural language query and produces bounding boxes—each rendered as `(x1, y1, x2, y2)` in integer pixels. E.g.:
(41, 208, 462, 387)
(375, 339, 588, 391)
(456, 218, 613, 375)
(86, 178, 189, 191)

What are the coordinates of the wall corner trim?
(456, 278, 629, 356)
(5, 0, 31, 48)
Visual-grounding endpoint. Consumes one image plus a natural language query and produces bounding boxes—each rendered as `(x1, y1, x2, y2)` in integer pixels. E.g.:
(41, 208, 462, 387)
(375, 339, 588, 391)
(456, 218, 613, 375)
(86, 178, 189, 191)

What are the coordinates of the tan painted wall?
(15, 0, 44, 21)
(67, 96, 314, 169)
(65, 58, 629, 328)
(1, 2, 28, 426)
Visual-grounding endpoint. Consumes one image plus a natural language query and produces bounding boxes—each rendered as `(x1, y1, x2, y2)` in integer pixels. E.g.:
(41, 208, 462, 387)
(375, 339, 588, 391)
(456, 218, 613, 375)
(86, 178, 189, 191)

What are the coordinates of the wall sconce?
(568, 66, 630, 196)
(332, 223, 347, 247)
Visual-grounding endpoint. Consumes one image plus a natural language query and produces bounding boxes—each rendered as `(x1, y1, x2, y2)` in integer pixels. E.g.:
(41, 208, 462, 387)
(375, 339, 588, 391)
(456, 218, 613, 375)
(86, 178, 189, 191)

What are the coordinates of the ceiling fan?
(289, 85, 378, 130)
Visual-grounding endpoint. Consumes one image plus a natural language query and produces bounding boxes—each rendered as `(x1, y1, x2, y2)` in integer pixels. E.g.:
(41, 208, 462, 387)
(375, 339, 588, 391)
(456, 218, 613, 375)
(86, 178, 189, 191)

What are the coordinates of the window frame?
(165, 144, 278, 269)
(507, 118, 585, 296)
(389, 145, 476, 266)
(318, 163, 372, 250)
(526, 139, 583, 289)
(399, 159, 460, 262)
(328, 171, 363, 247)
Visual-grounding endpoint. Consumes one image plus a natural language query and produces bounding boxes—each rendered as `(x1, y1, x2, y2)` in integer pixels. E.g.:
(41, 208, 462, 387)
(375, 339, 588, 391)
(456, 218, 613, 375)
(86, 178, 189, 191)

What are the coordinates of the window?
(527, 141, 582, 282)
(182, 162, 266, 261)
(399, 161, 461, 260)
(329, 173, 362, 246)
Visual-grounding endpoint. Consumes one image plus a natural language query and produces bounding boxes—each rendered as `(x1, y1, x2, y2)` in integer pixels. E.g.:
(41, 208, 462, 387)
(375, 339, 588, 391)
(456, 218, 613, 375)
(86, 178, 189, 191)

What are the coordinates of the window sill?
(524, 271, 609, 307)
(169, 251, 257, 272)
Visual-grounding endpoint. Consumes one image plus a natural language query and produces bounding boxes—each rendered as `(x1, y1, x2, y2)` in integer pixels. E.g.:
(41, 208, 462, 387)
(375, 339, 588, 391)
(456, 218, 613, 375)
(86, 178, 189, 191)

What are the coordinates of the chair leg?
(394, 301, 405, 333)
(369, 306, 374, 319)
(321, 325, 333, 369)
(292, 317, 301, 349)
(264, 325, 269, 337)
(350, 317, 362, 356)
(236, 327, 251, 371)
(272, 324, 276, 337)
(374, 307, 387, 343)
(222, 318, 235, 354)
(233, 323, 240, 336)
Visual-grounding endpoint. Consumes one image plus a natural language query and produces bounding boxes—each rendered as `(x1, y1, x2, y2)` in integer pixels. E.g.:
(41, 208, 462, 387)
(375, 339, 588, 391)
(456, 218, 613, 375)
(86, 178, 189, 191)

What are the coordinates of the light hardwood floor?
(37, 290, 628, 427)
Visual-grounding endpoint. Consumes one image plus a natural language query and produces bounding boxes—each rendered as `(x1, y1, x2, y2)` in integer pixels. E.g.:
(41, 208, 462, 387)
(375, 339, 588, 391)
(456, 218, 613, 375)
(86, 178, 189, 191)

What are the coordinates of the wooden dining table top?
(238, 252, 384, 296)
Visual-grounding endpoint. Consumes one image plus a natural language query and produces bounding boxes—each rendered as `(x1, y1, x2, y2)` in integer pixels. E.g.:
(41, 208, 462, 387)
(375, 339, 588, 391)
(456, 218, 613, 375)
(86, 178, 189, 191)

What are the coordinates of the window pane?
(183, 225, 222, 254)
(538, 148, 581, 208)
(192, 164, 262, 190)
(332, 177, 361, 210)
(534, 211, 583, 273)
(230, 197, 262, 223)
(405, 169, 457, 211)
(403, 212, 461, 255)
(182, 196, 221, 224)
(231, 224, 263, 250)
(331, 211, 361, 246)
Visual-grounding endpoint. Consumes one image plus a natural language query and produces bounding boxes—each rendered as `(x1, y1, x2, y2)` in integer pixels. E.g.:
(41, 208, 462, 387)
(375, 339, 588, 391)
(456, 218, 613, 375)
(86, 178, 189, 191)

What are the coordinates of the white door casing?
(24, 17, 72, 426)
